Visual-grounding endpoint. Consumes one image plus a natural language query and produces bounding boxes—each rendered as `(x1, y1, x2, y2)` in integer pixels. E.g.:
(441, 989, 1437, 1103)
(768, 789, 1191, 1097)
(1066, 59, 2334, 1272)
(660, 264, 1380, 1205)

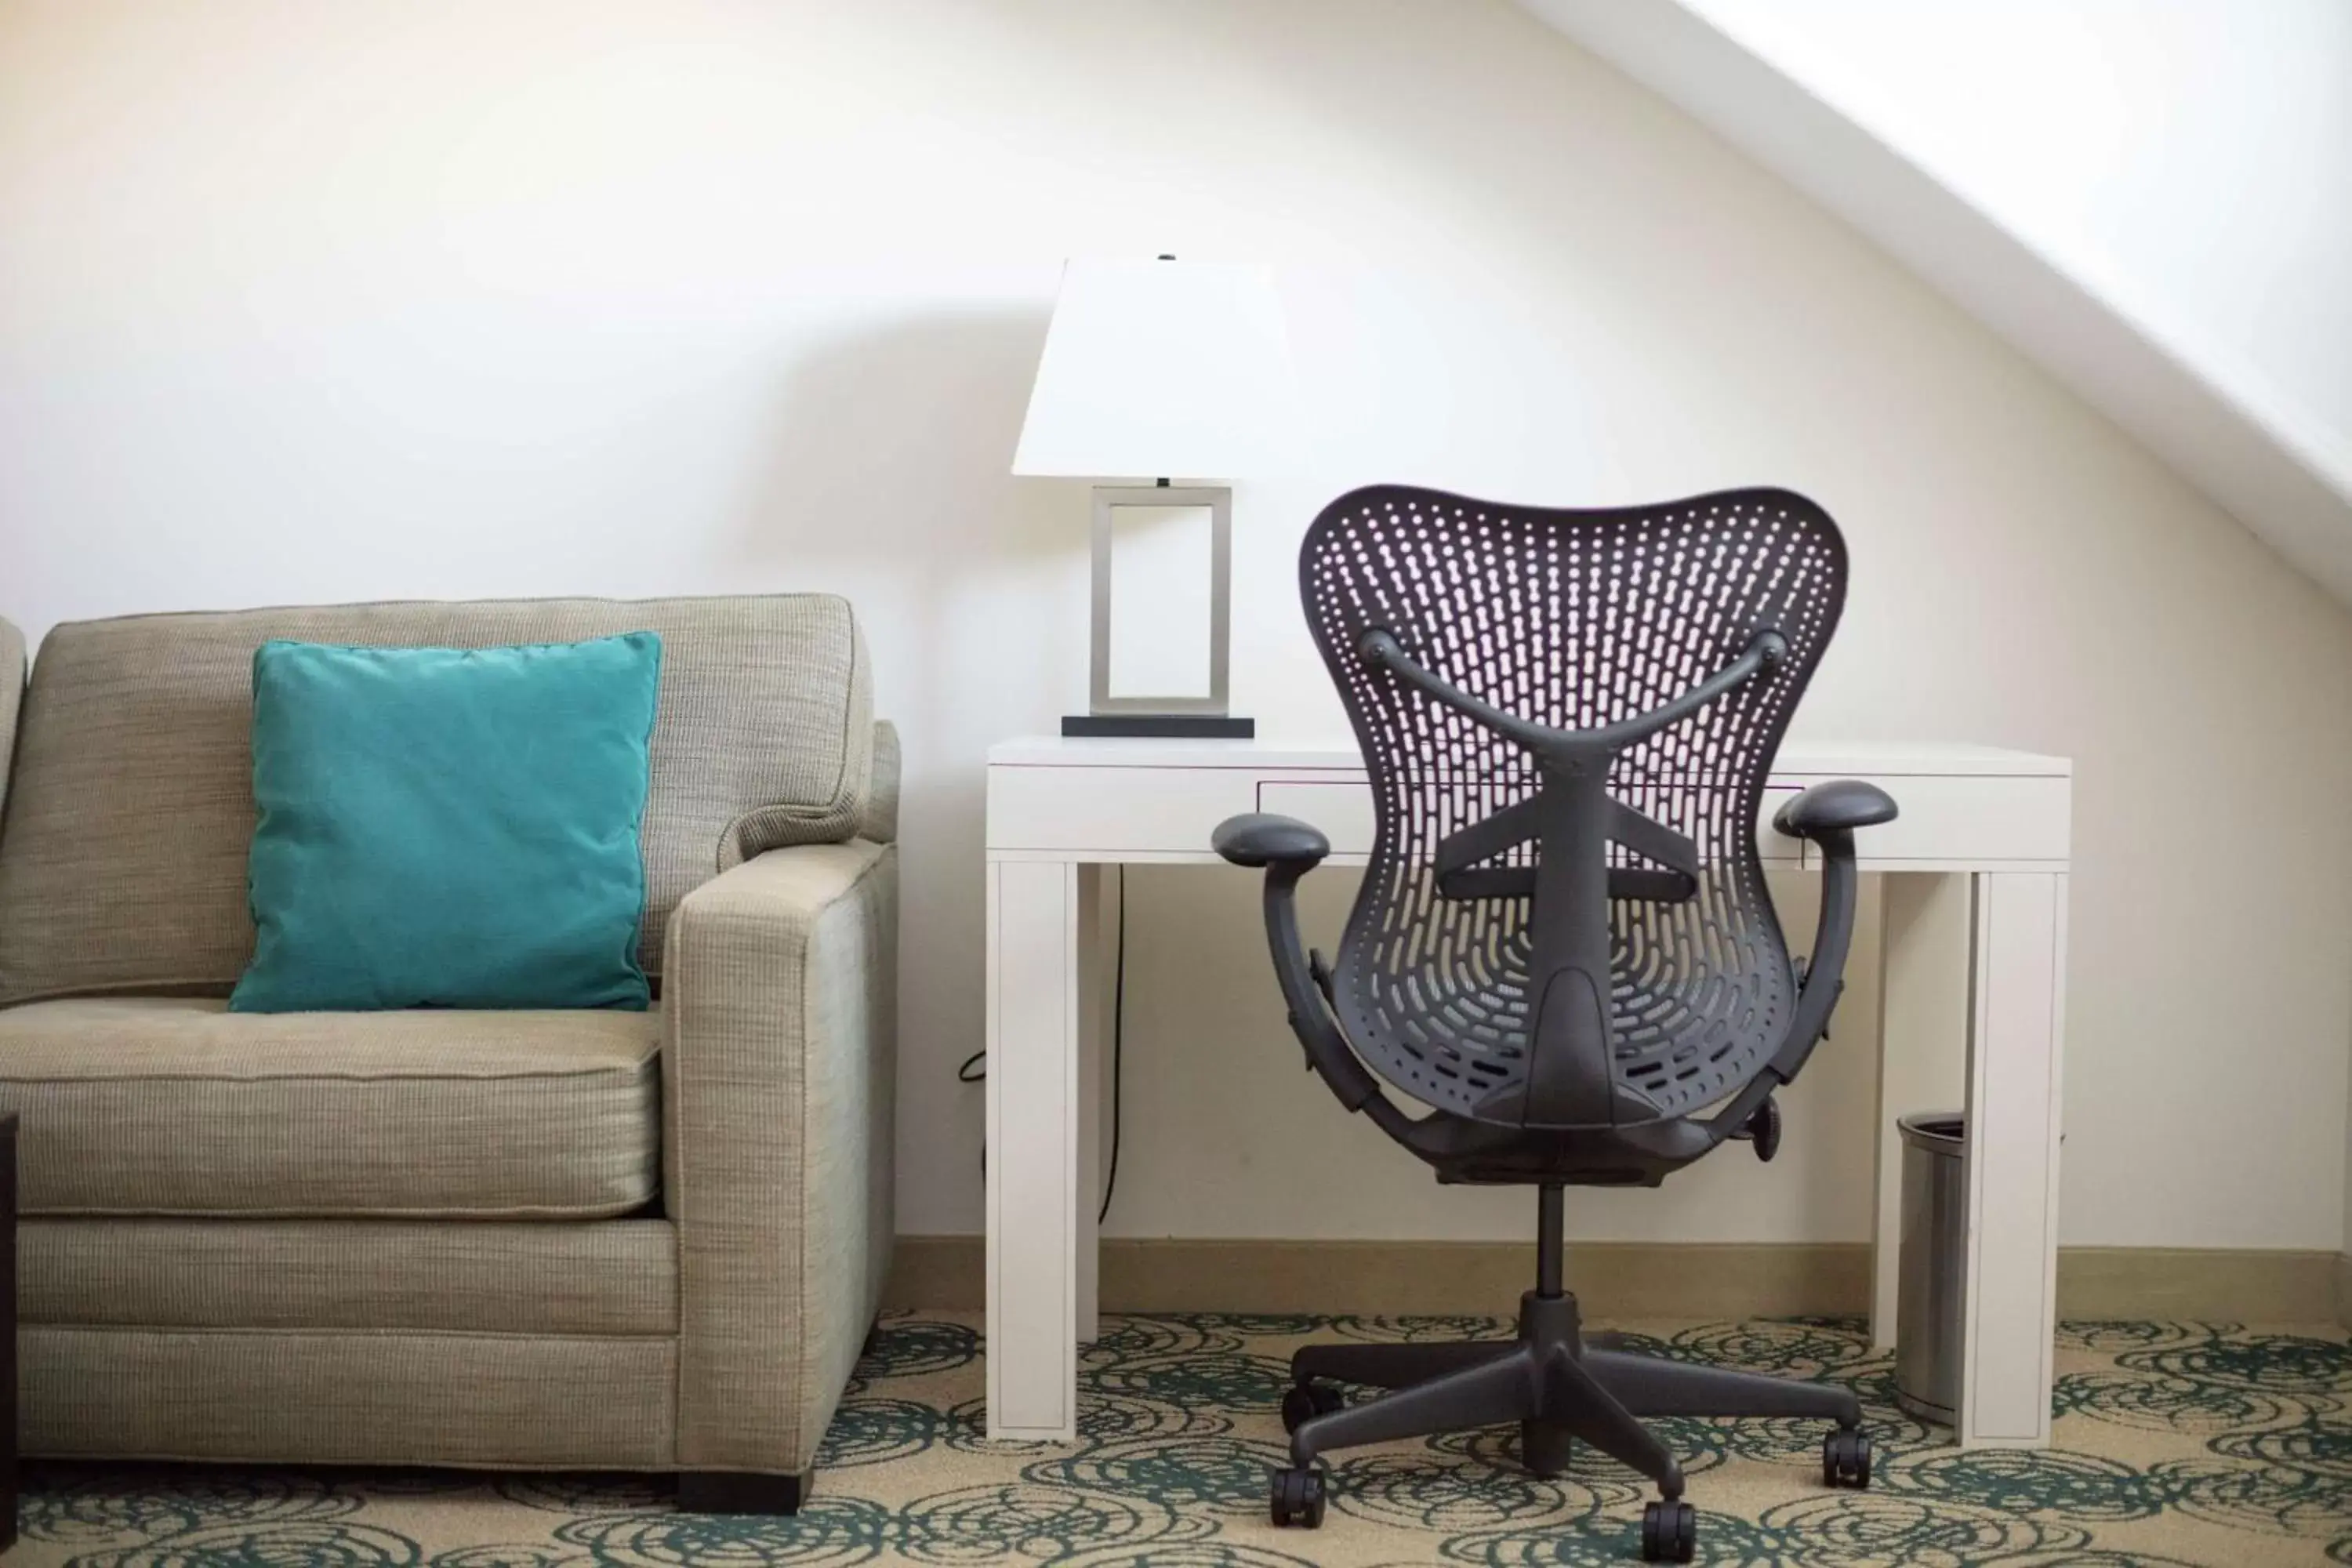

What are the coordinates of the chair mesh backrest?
(1301, 486, 1846, 1126)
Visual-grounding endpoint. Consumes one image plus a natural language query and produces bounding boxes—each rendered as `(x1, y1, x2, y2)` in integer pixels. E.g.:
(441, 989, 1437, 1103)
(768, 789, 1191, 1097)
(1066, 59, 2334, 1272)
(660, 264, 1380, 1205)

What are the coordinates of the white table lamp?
(1014, 256, 1296, 738)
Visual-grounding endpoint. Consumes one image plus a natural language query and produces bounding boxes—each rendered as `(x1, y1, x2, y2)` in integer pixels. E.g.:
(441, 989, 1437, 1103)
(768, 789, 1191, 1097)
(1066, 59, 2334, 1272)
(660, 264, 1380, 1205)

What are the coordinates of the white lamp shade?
(1013, 257, 1298, 480)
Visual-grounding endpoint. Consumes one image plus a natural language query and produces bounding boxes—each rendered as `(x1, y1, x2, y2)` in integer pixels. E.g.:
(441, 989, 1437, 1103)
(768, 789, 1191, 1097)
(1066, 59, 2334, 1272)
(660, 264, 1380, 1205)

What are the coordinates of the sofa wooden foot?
(677, 1470, 811, 1514)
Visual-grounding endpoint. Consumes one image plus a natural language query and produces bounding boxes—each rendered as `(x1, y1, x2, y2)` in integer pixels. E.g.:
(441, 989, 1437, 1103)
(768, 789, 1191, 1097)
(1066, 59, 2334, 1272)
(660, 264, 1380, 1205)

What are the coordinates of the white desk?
(984, 735, 2070, 1449)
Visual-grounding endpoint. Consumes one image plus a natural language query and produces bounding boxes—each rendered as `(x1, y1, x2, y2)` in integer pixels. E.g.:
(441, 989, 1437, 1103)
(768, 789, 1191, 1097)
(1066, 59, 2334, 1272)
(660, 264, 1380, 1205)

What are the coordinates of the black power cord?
(957, 868, 1129, 1227)
(1099, 869, 1127, 1225)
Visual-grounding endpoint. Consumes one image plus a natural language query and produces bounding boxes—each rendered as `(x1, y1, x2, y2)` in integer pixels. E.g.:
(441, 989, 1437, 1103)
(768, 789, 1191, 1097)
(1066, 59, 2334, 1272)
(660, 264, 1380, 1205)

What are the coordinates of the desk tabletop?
(989, 735, 2071, 778)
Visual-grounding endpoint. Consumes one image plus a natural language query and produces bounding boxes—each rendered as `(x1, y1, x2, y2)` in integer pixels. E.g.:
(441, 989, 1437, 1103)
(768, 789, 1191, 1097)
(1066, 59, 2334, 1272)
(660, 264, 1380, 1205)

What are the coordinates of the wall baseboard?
(2058, 1245, 2339, 1323)
(885, 1237, 2345, 1325)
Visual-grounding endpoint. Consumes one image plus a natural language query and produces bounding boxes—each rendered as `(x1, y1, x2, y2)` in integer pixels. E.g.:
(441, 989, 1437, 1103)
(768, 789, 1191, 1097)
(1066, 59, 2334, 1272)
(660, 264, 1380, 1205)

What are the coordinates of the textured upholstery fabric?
(20, 1218, 677, 1334)
(0, 595, 872, 1004)
(666, 839, 898, 1475)
(862, 720, 900, 844)
(22, 1327, 676, 1467)
(0, 997, 660, 1218)
(0, 615, 23, 826)
(0, 597, 895, 1477)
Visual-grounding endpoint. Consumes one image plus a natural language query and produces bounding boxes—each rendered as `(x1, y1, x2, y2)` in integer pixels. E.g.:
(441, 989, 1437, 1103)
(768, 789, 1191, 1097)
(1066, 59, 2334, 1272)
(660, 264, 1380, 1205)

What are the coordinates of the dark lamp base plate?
(1062, 713, 1256, 739)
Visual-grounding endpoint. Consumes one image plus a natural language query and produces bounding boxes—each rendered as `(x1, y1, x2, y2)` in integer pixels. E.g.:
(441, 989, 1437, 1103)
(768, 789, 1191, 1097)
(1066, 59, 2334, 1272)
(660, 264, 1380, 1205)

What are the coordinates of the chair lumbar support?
(1268, 1185, 1869, 1560)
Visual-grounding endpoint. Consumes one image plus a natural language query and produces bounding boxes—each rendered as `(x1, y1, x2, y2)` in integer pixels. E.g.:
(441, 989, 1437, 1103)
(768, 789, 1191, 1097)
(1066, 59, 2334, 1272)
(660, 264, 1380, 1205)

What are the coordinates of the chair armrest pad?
(1213, 812, 1332, 868)
(1773, 779, 1899, 837)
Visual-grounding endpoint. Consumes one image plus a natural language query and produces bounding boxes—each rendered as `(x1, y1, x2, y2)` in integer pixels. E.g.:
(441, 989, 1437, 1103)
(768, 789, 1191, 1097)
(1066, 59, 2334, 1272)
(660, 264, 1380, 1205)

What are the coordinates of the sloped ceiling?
(1520, 0, 2352, 604)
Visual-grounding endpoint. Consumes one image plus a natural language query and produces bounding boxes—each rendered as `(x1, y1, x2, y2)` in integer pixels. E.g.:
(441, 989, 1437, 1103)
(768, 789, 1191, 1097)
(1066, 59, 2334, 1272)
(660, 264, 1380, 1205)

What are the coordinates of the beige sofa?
(0, 595, 897, 1512)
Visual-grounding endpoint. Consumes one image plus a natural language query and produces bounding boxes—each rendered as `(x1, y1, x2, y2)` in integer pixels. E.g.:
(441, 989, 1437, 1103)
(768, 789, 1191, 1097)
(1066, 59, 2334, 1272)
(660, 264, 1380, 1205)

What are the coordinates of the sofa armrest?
(663, 837, 898, 1476)
(860, 720, 899, 844)
(2, 616, 24, 824)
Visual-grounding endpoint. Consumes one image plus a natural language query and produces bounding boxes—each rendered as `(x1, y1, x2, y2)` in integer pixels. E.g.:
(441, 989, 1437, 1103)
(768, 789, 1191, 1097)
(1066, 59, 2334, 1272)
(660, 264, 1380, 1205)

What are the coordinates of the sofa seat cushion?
(0, 998, 661, 1218)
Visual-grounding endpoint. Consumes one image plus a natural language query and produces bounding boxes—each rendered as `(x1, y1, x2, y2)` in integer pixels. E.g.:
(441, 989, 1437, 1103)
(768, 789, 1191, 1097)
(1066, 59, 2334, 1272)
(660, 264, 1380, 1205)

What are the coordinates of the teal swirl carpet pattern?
(16, 1312, 2352, 1565)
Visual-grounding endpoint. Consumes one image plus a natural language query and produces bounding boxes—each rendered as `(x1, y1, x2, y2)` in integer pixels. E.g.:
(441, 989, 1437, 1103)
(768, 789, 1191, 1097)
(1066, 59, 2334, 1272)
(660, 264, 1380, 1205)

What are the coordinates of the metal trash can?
(1896, 1112, 1965, 1425)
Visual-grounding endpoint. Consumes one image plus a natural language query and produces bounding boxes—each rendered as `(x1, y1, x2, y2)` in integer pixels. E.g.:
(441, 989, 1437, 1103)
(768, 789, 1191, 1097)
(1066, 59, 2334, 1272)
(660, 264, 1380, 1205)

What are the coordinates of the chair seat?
(0, 996, 660, 1218)
(1404, 1109, 1726, 1187)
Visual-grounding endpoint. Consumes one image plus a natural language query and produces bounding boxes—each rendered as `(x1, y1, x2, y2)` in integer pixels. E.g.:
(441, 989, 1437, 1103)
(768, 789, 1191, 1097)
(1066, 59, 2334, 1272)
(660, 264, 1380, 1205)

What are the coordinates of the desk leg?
(985, 858, 1080, 1441)
(1075, 864, 1109, 1345)
(1959, 871, 2067, 1448)
(1871, 873, 1973, 1350)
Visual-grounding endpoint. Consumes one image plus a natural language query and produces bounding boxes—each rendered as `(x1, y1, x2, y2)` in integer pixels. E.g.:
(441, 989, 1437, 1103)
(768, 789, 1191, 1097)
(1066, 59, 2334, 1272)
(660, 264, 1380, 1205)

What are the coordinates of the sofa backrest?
(0, 595, 872, 1005)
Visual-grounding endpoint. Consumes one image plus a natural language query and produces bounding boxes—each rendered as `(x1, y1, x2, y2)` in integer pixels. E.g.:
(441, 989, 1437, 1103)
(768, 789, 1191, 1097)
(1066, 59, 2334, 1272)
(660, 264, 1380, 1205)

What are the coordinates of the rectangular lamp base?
(1062, 713, 1256, 739)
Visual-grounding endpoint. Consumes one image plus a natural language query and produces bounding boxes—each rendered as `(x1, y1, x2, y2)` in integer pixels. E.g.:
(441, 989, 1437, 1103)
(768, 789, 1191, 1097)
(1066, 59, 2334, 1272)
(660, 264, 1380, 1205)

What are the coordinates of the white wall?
(1675, 0, 2352, 482)
(3, 0, 2347, 1251)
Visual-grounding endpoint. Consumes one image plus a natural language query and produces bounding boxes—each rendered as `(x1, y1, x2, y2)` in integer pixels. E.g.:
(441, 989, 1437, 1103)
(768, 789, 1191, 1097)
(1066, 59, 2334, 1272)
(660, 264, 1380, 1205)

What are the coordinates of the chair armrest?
(1773, 779, 1898, 837)
(664, 839, 897, 1476)
(1212, 811, 1415, 1133)
(1759, 789, 1887, 1084)
(1212, 812, 1331, 868)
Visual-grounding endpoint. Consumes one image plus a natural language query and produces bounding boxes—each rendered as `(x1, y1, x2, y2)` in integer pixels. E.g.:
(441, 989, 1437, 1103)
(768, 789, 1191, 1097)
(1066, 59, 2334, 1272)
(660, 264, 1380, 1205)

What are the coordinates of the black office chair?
(1213, 485, 1897, 1563)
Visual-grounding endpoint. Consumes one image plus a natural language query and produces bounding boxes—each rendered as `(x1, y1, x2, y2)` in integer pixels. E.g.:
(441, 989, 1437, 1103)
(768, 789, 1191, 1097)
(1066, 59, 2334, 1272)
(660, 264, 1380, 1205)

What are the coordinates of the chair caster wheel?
(1269, 1467, 1327, 1528)
(1279, 1381, 1345, 1433)
(1641, 1499, 1696, 1563)
(1824, 1428, 1872, 1489)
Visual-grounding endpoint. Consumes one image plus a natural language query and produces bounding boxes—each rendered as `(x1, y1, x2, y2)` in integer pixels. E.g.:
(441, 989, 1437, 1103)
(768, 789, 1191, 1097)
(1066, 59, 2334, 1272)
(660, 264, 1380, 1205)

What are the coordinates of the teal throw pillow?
(230, 632, 662, 1013)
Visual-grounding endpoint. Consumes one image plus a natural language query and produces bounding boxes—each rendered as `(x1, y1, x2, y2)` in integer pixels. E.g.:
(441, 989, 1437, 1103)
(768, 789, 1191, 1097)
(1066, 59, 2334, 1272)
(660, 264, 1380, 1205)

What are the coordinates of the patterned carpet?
(14, 1311, 2352, 1566)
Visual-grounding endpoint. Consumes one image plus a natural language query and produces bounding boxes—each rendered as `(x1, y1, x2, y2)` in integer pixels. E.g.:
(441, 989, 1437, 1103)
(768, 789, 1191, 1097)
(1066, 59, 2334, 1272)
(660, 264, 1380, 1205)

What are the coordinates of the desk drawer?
(989, 764, 1264, 855)
(1258, 781, 1806, 866)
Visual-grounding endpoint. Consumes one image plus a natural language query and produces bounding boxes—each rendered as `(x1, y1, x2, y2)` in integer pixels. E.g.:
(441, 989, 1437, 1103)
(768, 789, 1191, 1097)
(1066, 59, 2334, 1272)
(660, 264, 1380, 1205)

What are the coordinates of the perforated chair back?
(1301, 486, 1847, 1132)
